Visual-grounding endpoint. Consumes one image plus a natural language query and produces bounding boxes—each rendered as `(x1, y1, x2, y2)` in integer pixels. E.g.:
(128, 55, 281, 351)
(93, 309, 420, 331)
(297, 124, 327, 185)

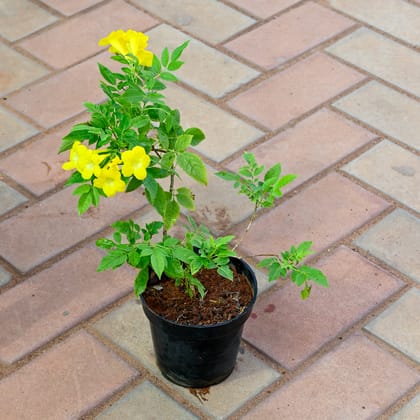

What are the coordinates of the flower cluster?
(62, 142, 150, 197)
(99, 29, 153, 66)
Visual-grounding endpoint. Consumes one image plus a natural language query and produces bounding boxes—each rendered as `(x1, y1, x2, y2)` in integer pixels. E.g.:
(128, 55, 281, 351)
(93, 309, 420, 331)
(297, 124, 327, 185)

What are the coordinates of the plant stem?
(232, 203, 258, 252)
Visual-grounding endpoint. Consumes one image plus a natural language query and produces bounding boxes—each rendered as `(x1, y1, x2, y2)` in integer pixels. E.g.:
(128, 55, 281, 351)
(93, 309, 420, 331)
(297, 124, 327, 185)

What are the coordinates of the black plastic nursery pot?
(141, 258, 258, 388)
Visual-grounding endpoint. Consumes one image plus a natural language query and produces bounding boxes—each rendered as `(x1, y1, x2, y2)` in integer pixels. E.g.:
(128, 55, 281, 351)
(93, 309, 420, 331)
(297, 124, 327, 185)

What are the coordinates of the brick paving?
(0, 0, 419, 419)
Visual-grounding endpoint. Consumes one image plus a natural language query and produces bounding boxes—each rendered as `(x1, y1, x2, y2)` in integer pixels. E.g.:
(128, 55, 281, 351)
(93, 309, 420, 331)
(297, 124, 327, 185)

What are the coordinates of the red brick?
(227, 109, 376, 193)
(0, 245, 134, 364)
(40, 0, 105, 16)
(236, 173, 389, 257)
(19, 0, 157, 69)
(244, 246, 404, 369)
(227, 53, 365, 130)
(225, 2, 354, 69)
(243, 334, 420, 419)
(0, 331, 138, 419)
(0, 117, 87, 196)
(227, 0, 301, 18)
(0, 187, 145, 272)
(7, 51, 115, 128)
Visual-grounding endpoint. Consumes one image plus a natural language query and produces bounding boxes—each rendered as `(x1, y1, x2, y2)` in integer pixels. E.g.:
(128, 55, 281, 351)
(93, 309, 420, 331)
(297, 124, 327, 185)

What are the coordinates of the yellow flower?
(62, 141, 85, 171)
(62, 141, 107, 180)
(121, 146, 151, 180)
(99, 29, 153, 67)
(94, 158, 126, 197)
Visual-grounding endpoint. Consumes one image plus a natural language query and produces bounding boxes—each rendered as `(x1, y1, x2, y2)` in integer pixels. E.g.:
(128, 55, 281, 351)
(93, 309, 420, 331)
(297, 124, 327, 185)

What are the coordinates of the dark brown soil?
(142, 266, 254, 326)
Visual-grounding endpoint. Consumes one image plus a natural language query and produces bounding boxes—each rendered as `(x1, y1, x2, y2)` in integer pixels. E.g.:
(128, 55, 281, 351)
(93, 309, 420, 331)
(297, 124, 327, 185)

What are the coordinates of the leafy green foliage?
(61, 36, 328, 302)
(257, 242, 329, 299)
(216, 152, 296, 209)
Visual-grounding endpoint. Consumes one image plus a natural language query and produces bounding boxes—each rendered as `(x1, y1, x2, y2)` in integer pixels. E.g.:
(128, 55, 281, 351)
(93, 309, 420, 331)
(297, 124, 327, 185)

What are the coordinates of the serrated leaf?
(300, 266, 329, 287)
(160, 71, 178, 82)
(184, 127, 205, 146)
(215, 171, 239, 182)
(152, 54, 161, 73)
(264, 163, 281, 183)
(131, 116, 150, 129)
(77, 192, 92, 215)
(97, 250, 127, 271)
(161, 151, 176, 170)
(98, 63, 117, 85)
(175, 134, 192, 152)
(151, 249, 166, 279)
(176, 187, 195, 210)
(177, 152, 207, 185)
(122, 86, 144, 103)
(275, 173, 297, 189)
(167, 60, 183, 71)
(134, 268, 149, 297)
(72, 184, 91, 196)
(96, 238, 114, 249)
(170, 40, 189, 62)
(164, 199, 180, 231)
(217, 265, 233, 281)
(161, 47, 169, 67)
(126, 177, 143, 193)
(64, 171, 84, 186)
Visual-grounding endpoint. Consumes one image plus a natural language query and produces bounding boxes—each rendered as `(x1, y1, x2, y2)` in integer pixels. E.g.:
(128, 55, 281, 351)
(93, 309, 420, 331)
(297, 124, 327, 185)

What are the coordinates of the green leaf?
(134, 268, 149, 297)
(177, 152, 207, 185)
(275, 174, 297, 189)
(264, 163, 281, 183)
(152, 54, 161, 73)
(77, 192, 92, 215)
(122, 86, 144, 103)
(174, 134, 192, 152)
(161, 151, 176, 170)
(184, 127, 205, 146)
(160, 72, 178, 82)
(161, 47, 169, 67)
(96, 238, 114, 249)
(72, 184, 91, 196)
(131, 116, 150, 129)
(301, 284, 311, 300)
(98, 63, 117, 85)
(217, 265, 233, 281)
(215, 171, 239, 182)
(164, 199, 180, 231)
(167, 60, 184, 71)
(176, 187, 195, 210)
(170, 40, 189, 62)
(59, 136, 77, 153)
(64, 171, 84, 186)
(151, 249, 166, 278)
(300, 266, 329, 287)
(97, 250, 127, 271)
(126, 177, 143, 193)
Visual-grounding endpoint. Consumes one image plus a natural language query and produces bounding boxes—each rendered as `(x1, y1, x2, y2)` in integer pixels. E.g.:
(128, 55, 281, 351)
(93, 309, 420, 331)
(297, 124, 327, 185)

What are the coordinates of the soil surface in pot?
(142, 266, 254, 326)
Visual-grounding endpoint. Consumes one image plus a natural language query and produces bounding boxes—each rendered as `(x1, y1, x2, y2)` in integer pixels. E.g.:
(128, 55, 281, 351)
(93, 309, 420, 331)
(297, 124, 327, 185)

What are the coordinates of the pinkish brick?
(243, 334, 420, 419)
(244, 246, 404, 369)
(227, 52, 365, 130)
(0, 187, 145, 272)
(0, 331, 138, 419)
(227, 109, 376, 193)
(227, 0, 301, 18)
(6, 51, 115, 128)
(0, 117, 88, 196)
(225, 2, 354, 69)
(0, 245, 134, 364)
(237, 172, 389, 257)
(40, 0, 107, 16)
(19, 0, 157, 69)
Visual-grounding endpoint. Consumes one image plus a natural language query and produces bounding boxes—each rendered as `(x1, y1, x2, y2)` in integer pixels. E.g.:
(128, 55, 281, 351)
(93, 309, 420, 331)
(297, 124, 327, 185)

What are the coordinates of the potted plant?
(59, 30, 329, 388)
